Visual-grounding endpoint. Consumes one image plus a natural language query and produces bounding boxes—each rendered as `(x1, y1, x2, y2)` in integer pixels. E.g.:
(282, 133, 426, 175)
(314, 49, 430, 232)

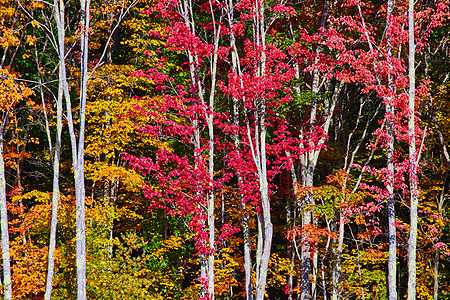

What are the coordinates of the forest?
(0, 0, 449, 299)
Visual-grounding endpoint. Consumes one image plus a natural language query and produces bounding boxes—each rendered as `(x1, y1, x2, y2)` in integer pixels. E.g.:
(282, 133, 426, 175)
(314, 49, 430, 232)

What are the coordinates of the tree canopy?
(0, 0, 449, 299)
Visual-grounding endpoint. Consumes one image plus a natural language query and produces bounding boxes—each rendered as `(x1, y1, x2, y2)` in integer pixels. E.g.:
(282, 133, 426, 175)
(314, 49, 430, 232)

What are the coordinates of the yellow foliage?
(0, 69, 34, 113)
(267, 253, 292, 290)
(85, 65, 170, 161)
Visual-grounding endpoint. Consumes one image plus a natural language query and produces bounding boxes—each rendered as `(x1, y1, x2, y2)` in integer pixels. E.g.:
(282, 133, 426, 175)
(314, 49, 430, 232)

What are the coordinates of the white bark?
(357, 3, 399, 298)
(385, 0, 397, 298)
(252, 3, 273, 300)
(178, 0, 221, 295)
(286, 152, 298, 300)
(227, 2, 253, 297)
(44, 0, 64, 298)
(62, 0, 90, 298)
(407, 0, 418, 298)
(298, 4, 334, 298)
(0, 126, 12, 300)
(206, 2, 222, 295)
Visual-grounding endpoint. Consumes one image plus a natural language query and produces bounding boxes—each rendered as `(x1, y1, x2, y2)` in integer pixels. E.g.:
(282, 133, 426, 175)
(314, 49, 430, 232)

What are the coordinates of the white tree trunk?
(385, 1, 397, 299)
(179, 0, 220, 295)
(227, 2, 253, 297)
(0, 128, 12, 300)
(68, 0, 90, 298)
(44, 1, 64, 298)
(407, 0, 418, 297)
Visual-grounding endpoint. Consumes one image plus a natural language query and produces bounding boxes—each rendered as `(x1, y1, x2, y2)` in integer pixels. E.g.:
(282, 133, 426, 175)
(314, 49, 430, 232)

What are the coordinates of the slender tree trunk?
(44, 1, 64, 298)
(386, 103, 396, 300)
(300, 4, 332, 298)
(228, 2, 253, 296)
(253, 2, 273, 299)
(71, 0, 90, 298)
(0, 126, 12, 300)
(300, 173, 313, 300)
(357, 2, 399, 297)
(434, 173, 447, 300)
(433, 248, 439, 300)
(242, 210, 253, 300)
(179, 0, 221, 295)
(195, 133, 209, 299)
(287, 153, 298, 300)
(407, 0, 418, 298)
(226, 1, 273, 298)
(206, 5, 222, 295)
(385, 0, 397, 298)
(234, 93, 253, 300)
(206, 108, 216, 300)
(331, 210, 345, 300)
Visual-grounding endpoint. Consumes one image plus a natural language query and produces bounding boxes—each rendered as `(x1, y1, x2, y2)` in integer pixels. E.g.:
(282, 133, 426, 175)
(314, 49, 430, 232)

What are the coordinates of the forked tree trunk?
(298, 3, 332, 298)
(226, 1, 254, 297)
(252, 2, 273, 299)
(178, 0, 221, 295)
(229, 17, 253, 298)
(62, 0, 90, 298)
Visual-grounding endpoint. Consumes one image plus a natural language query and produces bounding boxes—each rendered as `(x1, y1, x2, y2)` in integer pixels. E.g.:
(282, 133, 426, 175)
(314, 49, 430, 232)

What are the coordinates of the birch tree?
(0, 70, 33, 300)
(407, 0, 419, 297)
(177, 0, 222, 296)
(385, 0, 397, 298)
(73, 0, 90, 297)
(43, 0, 65, 297)
(0, 111, 12, 300)
(225, 1, 253, 297)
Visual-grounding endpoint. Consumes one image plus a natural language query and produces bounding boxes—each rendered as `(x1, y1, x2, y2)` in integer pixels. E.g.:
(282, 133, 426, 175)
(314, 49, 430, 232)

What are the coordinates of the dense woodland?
(0, 0, 450, 299)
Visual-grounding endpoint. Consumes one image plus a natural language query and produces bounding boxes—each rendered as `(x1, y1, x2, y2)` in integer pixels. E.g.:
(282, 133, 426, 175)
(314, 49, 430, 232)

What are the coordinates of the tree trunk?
(252, 2, 273, 299)
(299, 4, 332, 298)
(0, 127, 12, 300)
(287, 153, 298, 300)
(407, 0, 418, 298)
(179, 0, 220, 295)
(44, 0, 64, 298)
(206, 6, 221, 295)
(433, 248, 439, 300)
(228, 4, 253, 296)
(66, 0, 91, 298)
(385, 0, 397, 298)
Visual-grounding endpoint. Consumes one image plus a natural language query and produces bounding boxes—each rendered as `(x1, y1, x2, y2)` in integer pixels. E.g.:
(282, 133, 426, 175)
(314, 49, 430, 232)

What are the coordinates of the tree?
(0, 69, 33, 300)
(44, 0, 64, 297)
(407, 0, 418, 297)
(1, 0, 449, 298)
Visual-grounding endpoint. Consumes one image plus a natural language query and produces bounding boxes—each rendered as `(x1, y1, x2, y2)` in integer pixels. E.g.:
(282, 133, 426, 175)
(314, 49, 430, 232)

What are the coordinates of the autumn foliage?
(0, 0, 449, 299)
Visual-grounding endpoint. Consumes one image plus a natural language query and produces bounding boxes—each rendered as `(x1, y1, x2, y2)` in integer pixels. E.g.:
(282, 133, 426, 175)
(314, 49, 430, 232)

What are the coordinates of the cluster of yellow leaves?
(86, 229, 170, 299)
(8, 190, 53, 298)
(152, 235, 183, 258)
(85, 64, 168, 160)
(342, 248, 388, 299)
(266, 253, 292, 291)
(121, 0, 166, 67)
(0, 1, 19, 49)
(86, 162, 144, 193)
(214, 247, 240, 296)
(0, 69, 34, 113)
